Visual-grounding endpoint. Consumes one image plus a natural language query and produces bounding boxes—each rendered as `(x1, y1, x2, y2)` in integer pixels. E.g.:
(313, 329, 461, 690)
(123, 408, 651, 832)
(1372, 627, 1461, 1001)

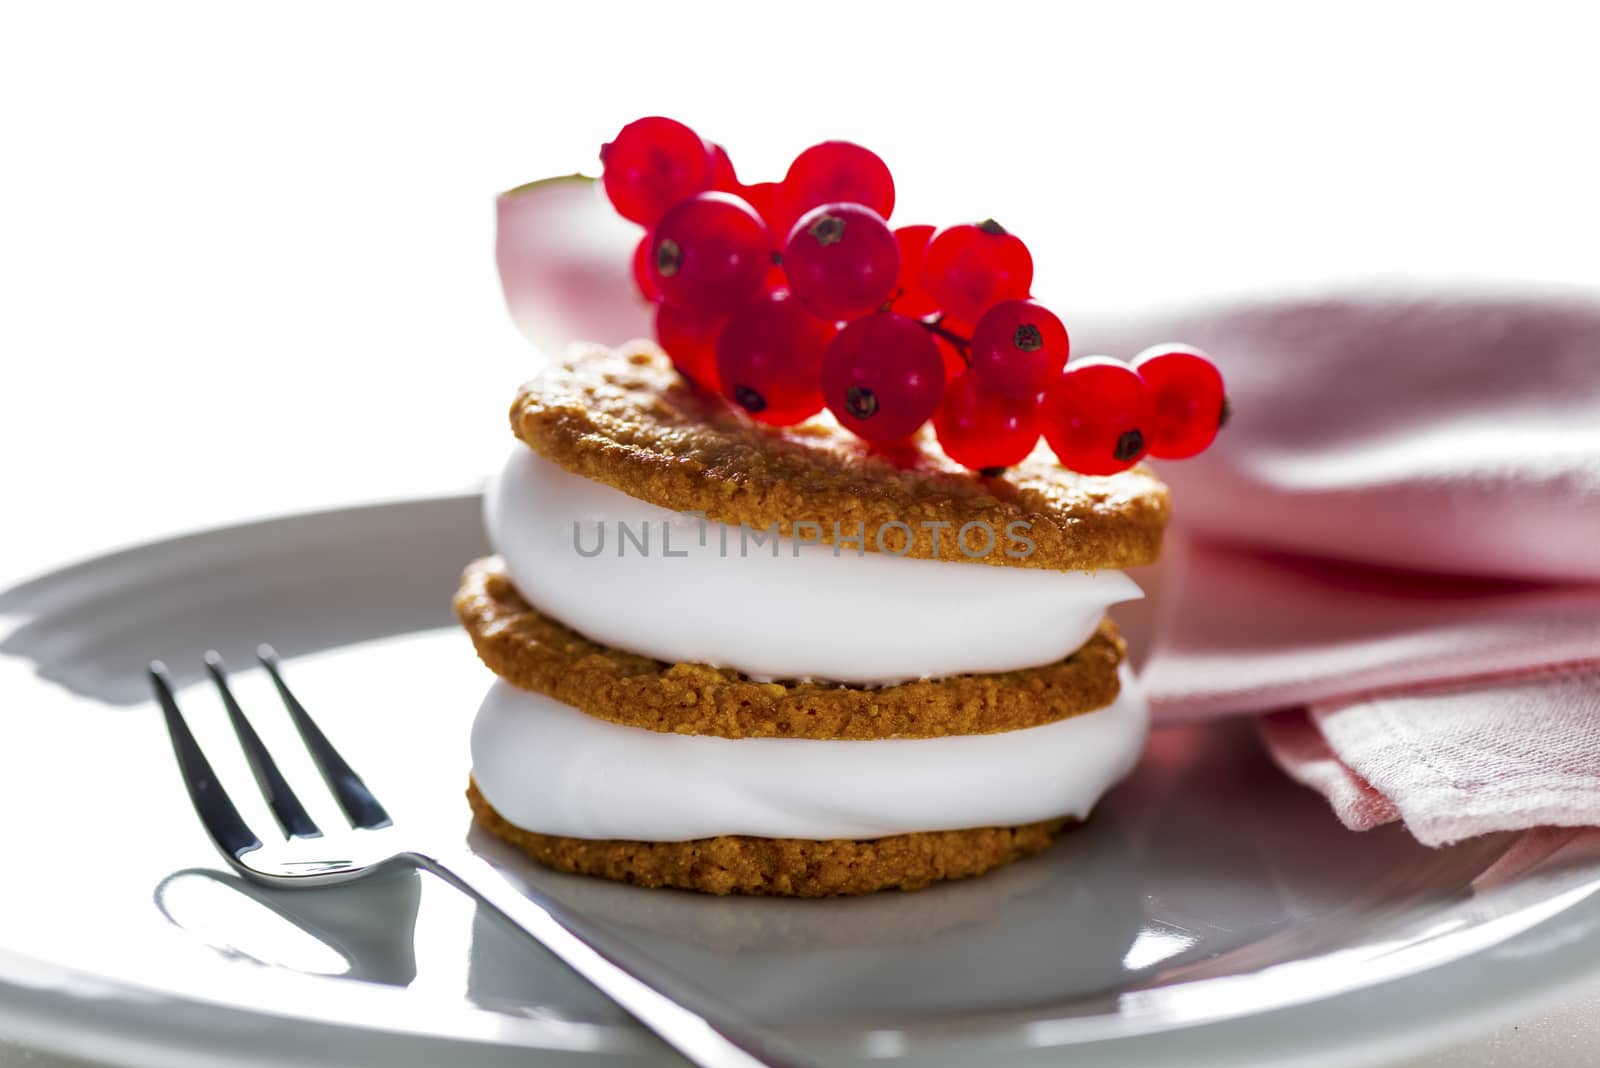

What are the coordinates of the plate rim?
(3, 495, 1600, 1068)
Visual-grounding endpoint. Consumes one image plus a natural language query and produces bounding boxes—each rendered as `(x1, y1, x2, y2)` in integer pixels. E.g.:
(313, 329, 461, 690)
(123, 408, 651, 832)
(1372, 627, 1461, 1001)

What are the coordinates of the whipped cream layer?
(486, 447, 1142, 685)
(471, 665, 1148, 841)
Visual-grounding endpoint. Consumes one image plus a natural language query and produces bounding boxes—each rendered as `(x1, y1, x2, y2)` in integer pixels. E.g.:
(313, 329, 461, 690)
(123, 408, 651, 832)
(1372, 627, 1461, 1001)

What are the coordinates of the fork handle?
(403, 849, 816, 1068)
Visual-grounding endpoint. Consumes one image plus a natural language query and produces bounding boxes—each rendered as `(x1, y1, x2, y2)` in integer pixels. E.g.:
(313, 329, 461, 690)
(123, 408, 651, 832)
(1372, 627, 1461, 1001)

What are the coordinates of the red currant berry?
(734, 182, 790, 292)
(715, 291, 836, 425)
(782, 203, 900, 321)
(632, 235, 662, 302)
(648, 192, 770, 313)
(780, 141, 895, 225)
(708, 143, 739, 191)
(1041, 357, 1154, 475)
(1132, 344, 1228, 459)
(820, 313, 945, 442)
(969, 299, 1069, 398)
(739, 181, 784, 234)
(922, 221, 1034, 322)
(600, 117, 712, 227)
(654, 302, 728, 392)
(934, 333, 967, 384)
(890, 225, 940, 317)
(934, 372, 1042, 470)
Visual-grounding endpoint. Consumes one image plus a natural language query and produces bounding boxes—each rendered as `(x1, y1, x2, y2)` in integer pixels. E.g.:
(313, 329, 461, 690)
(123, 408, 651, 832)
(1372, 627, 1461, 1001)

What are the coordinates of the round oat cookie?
(510, 342, 1169, 572)
(454, 556, 1125, 741)
(468, 779, 1072, 897)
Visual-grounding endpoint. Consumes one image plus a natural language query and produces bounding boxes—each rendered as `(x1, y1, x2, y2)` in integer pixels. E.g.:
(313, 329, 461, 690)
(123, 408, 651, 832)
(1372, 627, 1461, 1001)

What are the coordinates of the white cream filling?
(470, 665, 1149, 842)
(485, 447, 1142, 685)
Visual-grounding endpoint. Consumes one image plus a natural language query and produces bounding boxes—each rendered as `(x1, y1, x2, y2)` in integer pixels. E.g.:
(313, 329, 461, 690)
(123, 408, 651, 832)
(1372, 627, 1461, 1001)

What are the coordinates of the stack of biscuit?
(456, 343, 1169, 897)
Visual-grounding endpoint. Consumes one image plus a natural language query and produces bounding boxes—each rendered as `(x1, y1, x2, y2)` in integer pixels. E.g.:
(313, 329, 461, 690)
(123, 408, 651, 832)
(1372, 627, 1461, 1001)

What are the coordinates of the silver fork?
(148, 645, 815, 1068)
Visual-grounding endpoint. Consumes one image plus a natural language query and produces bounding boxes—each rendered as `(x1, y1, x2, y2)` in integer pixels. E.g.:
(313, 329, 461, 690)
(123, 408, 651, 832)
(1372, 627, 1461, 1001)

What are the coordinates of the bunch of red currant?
(601, 116, 1227, 475)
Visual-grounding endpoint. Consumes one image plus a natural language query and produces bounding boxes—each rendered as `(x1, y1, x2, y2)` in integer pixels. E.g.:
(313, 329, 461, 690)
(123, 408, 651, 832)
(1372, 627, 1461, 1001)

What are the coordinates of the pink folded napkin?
(1082, 288, 1600, 845)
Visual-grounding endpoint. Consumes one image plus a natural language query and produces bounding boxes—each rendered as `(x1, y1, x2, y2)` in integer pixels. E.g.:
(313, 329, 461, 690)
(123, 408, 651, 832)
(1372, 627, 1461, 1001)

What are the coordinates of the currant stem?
(917, 314, 971, 359)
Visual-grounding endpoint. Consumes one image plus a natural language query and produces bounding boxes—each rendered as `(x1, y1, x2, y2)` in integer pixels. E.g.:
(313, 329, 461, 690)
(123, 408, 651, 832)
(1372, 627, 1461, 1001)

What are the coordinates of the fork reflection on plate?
(148, 645, 814, 1068)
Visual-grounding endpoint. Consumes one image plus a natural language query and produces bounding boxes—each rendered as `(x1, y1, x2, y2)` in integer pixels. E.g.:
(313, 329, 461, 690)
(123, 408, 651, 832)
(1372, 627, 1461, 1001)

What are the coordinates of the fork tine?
(204, 651, 322, 839)
(149, 661, 263, 861)
(257, 645, 392, 830)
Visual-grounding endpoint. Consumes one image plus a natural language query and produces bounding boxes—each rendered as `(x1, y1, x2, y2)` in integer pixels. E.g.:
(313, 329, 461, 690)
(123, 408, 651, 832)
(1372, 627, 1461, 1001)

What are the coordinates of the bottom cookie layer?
(467, 780, 1073, 897)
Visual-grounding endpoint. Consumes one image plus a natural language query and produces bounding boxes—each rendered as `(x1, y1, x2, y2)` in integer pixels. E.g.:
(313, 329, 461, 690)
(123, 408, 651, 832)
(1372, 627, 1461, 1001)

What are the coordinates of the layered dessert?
(460, 119, 1223, 896)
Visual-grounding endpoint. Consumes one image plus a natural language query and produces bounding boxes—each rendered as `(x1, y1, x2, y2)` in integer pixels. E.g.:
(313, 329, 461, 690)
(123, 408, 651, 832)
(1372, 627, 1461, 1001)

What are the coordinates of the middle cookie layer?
(454, 556, 1128, 741)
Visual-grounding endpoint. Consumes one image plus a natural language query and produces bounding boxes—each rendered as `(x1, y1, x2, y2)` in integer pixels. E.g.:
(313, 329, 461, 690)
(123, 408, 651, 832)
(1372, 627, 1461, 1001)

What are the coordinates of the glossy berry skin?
(781, 141, 895, 226)
(708, 143, 739, 191)
(890, 225, 940, 317)
(820, 313, 945, 442)
(934, 372, 1042, 470)
(760, 263, 789, 294)
(715, 291, 836, 425)
(600, 117, 712, 227)
(1132, 345, 1227, 458)
(922, 221, 1034, 322)
(631, 235, 662, 302)
(969, 299, 1069, 398)
(738, 181, 784, 235)
(1040, 357, 1154, 476)
(648, 192, 770, 313)
(933, 333, 967, 384)
(782, 203, 900, 321)
(736, 186, 788, 292)
(654, 302, 727, 392)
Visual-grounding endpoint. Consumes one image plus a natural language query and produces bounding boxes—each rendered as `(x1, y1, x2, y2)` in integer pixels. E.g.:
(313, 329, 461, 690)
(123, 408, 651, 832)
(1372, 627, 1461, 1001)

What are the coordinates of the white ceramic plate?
(2, 497, 1599, 1068)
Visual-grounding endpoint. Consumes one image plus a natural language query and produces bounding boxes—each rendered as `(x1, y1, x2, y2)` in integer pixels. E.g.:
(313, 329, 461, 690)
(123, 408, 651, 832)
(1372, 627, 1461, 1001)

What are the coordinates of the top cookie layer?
(511, 342, 1170, 572)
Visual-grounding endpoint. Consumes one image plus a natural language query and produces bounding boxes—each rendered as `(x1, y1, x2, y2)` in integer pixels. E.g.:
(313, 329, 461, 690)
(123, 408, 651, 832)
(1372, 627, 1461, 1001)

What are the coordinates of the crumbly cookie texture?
(455, 556, 1126, 741)
(468, 779, 1072, 897)
(510, 342, 1169, 572)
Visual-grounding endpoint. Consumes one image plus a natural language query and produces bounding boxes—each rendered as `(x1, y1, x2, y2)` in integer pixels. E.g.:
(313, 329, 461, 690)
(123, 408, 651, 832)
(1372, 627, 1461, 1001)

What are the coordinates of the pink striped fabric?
(1085, 287, 1600, 844)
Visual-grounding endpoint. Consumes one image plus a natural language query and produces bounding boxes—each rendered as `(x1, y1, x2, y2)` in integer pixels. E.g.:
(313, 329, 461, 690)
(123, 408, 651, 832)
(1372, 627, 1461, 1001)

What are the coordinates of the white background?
(2, 2, 1599, 1065)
